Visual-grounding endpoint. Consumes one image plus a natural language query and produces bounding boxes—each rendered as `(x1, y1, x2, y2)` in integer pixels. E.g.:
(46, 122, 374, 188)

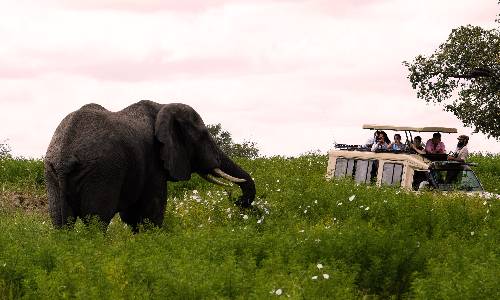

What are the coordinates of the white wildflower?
(337, 202, 343, 206)
(243, 214, 248, 220)
(483, 200, 487, 206)
(470, 231, 475, 236)
(299, 229, 305, 233)
(257, 218, 263, 224)
(276, 179, 280, 183)
(311, 276, 318, 280)
(276, 189, 281, 192)
(192, 194, 202, 203)
(315, 239, 321, 243)
(365, 206, 370, 211)
(348, 195, 355, 202)
(323, 274, 330, 279)
(314, 200, 318, 204)
(304, 209, 308, 213)
(317, 263, 323, 269)
(275, 289, 282, 296)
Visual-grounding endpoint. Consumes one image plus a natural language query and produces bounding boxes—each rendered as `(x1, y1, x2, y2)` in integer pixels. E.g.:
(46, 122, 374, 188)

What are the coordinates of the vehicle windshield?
(430, 169, 483, 192)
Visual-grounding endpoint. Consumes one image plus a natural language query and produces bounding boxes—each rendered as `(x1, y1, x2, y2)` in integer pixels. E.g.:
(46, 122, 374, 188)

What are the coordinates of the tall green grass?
(0, 154, 499, 299)
(0, 157, 44, 193)
(469, 153, 500, 193)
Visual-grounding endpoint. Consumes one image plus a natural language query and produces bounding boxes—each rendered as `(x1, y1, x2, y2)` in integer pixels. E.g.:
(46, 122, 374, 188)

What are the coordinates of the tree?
(207, 123, 260, 159)
(404, 19, 500, 139)
(0, 141, 11, 159)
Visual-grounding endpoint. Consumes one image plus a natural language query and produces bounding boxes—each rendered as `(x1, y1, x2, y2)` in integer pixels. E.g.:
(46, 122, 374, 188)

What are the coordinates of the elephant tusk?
(213, 168, 247, 183)
(201, 174, 232, 187)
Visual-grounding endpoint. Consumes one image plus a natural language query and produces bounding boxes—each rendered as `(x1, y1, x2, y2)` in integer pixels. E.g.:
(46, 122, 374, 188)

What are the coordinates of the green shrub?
(0, 157, 45, 193)
(469, 153, 500, 193)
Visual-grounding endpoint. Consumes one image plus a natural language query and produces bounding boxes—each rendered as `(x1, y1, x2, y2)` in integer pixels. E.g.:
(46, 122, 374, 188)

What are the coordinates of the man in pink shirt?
(425, 132, 446, 154)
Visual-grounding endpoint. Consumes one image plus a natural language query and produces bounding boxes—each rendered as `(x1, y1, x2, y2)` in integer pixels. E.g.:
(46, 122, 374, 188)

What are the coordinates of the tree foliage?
(0, 141, 11, 159)
(404, 22, 500, 140)
(207, 123, 260, 159)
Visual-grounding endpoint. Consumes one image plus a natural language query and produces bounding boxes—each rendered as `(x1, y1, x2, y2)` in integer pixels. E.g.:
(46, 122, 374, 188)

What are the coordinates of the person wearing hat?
(448, 135, 469, 162)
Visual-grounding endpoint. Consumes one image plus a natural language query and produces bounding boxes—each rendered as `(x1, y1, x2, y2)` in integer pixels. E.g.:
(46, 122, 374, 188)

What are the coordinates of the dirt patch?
(0, 191, 48, 213)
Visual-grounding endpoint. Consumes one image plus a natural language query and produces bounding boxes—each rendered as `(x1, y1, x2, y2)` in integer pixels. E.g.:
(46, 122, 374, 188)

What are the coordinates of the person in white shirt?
(365, 130, 382, 148)
(371, 132, 389, 152)
(448, 135, 469, 162)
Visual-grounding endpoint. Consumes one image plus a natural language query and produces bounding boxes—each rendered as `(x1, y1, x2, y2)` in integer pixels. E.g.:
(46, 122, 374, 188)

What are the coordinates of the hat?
(458, 135, 469, 140)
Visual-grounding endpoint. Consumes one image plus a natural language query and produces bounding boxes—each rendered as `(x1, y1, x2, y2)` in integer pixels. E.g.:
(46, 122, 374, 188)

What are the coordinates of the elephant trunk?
(217, 153, 255, 208)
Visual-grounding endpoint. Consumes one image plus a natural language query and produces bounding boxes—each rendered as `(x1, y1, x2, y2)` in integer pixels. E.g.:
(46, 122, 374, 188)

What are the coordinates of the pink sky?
(0, 0, 499, 157)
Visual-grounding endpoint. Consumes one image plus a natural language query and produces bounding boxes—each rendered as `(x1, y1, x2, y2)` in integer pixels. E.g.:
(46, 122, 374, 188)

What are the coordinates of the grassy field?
(0, 154, 499, 299)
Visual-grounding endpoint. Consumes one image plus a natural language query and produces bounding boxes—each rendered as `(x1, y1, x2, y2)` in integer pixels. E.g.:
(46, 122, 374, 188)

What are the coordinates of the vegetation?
(404, 5, 500, 139)
(0, 153, 499, 299)
(0, 141, 11, 159)
(207, 123, 260, 159)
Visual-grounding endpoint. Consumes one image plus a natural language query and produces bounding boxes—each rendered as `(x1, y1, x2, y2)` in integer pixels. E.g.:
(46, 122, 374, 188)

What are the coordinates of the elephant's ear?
(154, 105, 191, 181)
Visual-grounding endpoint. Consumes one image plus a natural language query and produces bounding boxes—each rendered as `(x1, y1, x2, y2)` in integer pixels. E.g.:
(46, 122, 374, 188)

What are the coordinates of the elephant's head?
(154, 103, 255, 207)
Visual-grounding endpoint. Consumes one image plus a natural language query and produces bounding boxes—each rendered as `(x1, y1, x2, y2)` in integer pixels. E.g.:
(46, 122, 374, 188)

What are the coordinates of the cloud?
(0, 47, 305, 81)
(25, 0, 297, 14)
(0, 0, 499, 158)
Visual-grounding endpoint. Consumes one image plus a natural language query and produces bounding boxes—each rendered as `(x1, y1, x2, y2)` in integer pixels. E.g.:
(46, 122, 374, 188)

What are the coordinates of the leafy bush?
(469, 153, 500, 193)
(207, 123, 259, 159)
(0, 156, 45, 192)
(0, 141, 11, 159)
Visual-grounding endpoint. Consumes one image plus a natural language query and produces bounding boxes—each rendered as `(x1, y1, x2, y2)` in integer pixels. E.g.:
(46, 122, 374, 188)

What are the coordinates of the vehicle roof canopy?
(362, 124, 457, 133)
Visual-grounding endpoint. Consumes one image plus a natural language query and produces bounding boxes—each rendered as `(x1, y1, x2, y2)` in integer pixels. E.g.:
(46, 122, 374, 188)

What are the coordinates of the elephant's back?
(46, 106, 134, 165)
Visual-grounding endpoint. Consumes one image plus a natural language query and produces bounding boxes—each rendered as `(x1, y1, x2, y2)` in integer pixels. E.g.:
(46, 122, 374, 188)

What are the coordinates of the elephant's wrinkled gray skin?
(44, 100, 255, 230)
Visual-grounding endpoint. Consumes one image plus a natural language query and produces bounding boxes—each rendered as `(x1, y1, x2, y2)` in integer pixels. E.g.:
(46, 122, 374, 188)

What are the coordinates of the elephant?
(44, 100, 256, 230)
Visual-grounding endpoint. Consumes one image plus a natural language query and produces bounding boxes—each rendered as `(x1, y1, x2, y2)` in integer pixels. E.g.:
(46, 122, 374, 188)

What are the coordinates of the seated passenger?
(425, 132, 446, 154)
(387, 133, 406, 151)
(410, 136, 426, 154)
(448, 134, 469, 162)
(365, 130, 382, 148)
(371, 133, 388, 152)
(380, 130, 391, 144)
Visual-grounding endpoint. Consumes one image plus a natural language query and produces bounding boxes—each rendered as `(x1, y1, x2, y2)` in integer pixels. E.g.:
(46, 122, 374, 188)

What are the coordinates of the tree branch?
(449, 67, 497, 79)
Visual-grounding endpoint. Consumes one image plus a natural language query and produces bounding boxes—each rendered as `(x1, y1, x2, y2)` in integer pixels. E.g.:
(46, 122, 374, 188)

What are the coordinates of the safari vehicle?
(326, 125, 487, 194)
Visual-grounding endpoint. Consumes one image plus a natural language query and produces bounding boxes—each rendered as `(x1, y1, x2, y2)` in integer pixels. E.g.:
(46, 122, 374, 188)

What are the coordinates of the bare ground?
(0, 191, 48, 213)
